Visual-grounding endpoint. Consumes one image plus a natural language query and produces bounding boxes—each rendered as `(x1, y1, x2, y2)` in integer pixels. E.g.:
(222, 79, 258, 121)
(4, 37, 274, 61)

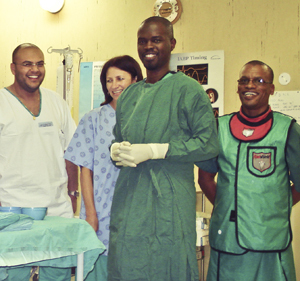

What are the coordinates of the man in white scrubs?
(0, 43, 78, 280)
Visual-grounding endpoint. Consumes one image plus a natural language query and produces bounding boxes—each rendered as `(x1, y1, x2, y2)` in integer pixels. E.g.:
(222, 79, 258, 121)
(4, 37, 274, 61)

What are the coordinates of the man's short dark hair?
(244, 60, 274, 83)
(12, 43, 41, 62)
(139, 16, 174, 39)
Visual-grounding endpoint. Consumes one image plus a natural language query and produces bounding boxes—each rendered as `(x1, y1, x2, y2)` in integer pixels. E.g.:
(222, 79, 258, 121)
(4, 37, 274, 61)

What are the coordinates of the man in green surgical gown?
(108, 16, 219, 281)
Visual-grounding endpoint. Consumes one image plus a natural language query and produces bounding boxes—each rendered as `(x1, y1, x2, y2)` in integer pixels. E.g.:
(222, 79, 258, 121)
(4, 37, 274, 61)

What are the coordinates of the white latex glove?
(148, 143, 169, 159)
(110, 141, 131, 162)
(118, 143, 169, 167)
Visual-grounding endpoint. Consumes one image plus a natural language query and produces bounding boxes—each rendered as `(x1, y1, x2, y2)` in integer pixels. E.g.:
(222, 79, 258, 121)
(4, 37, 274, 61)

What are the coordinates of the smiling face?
(137, 20, 176, 78)
(106, 66, 137, 109)
(237, 63, 275, 117)
(11, 47, 45, 93)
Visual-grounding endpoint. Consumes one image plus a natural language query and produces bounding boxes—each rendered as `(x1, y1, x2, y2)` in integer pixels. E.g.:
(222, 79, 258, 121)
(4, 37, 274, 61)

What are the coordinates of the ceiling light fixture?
(40, 0, 65, 13)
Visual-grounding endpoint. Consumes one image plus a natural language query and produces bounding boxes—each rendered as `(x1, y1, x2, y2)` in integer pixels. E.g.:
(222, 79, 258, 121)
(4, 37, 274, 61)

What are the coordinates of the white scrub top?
(0, 87, 76, 218)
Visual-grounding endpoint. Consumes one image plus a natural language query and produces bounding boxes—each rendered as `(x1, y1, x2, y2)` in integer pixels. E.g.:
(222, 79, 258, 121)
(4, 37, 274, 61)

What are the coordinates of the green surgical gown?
(107, 72, 218, 281)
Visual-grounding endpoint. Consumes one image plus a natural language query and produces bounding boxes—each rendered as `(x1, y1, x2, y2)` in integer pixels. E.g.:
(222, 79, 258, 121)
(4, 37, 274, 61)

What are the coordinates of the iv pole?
(47, 46, 83, 101)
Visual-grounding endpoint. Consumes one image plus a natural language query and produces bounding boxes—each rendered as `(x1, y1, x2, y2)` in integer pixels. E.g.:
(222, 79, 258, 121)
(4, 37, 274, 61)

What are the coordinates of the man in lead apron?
(198, 60, 300, 281)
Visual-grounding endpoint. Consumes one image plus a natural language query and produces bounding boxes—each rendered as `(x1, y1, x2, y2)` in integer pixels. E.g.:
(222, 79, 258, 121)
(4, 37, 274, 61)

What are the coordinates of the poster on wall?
(79, 61, 106, 121)
(270, 91, 300, 122)
(170, 50, 224, 117)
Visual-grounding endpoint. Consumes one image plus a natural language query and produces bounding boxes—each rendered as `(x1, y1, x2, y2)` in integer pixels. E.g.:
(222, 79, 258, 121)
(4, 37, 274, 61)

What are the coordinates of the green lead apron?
(210, 112, 293, 253)
(207, 111, 296, 281)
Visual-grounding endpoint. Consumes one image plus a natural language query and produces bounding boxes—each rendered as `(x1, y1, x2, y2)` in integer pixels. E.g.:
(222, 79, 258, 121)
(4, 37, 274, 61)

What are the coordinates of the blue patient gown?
(64, 104, 120, 255)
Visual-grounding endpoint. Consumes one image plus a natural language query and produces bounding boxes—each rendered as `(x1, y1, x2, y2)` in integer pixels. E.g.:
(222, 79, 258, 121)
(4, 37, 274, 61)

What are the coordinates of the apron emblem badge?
(242, 128, 254, 137)
(253, 152, 271, 172)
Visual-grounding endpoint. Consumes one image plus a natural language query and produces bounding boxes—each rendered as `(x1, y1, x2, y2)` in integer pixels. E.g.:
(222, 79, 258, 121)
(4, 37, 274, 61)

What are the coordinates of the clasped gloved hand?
(110, 141, 131, 162)
(110, 142, 169, 168)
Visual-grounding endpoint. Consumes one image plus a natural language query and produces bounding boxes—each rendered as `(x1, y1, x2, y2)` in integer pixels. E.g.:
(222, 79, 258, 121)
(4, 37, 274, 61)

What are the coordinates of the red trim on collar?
(230, 108, 273, 141)
(239, 107, 272, 123)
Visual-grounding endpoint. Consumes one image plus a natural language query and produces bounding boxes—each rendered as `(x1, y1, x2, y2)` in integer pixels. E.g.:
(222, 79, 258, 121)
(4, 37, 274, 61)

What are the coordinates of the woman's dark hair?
(100, 55, 143, 106)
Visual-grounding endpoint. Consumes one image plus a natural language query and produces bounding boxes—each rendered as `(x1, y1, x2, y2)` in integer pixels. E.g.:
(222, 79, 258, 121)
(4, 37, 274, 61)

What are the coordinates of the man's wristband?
(68, 190, 80, 198)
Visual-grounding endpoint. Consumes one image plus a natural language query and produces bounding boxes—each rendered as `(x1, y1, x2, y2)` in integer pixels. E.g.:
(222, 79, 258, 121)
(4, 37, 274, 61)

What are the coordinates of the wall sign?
(170, 50, 224, 117)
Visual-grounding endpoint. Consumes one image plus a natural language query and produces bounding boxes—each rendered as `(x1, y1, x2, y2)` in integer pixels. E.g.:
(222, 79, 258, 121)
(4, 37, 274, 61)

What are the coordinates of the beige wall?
(1, 0, 299, 278)
(1, 0, 300, 117)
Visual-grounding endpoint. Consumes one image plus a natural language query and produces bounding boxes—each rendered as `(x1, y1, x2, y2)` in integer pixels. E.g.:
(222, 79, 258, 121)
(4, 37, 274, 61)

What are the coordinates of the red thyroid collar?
(229, 107, 273, 141)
